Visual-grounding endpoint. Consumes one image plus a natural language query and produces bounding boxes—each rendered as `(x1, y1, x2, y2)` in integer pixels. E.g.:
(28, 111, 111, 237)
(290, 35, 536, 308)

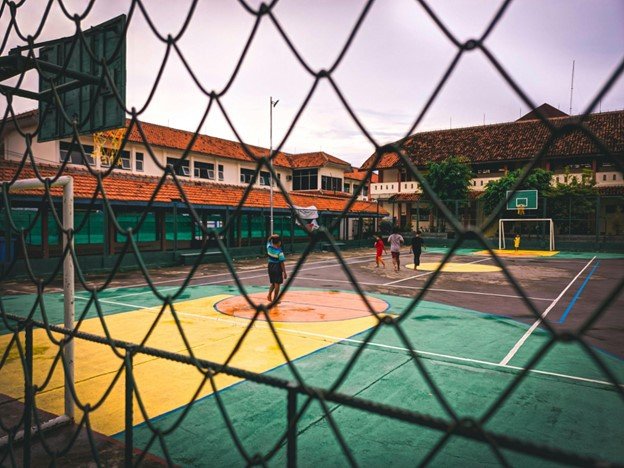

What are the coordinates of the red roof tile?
(361, 110, 624, 170)
(516, 103, 569, 121)
(0, 160, 385, 216)
(122, 120, 293, 168)
(287, 152, 352, 169)
(344, 169, 378, 183)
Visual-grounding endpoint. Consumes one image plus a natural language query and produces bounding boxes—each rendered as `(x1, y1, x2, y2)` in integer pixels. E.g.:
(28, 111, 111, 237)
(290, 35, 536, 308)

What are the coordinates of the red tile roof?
(3, 112, 358, 172)
(344, 169, 378, 183)
(361, 110, 624, 170)
(0, 160, 385, 215)
(287, 152, 352, 169)
(121, 119, 293, 168)
(516, 103, 569, 121)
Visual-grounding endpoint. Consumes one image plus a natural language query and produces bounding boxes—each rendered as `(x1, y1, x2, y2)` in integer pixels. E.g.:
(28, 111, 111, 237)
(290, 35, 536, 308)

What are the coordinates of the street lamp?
(269, 96, 279, 235)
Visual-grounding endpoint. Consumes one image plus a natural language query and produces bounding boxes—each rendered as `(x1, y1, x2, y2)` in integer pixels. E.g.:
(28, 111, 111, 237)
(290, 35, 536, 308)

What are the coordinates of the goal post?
(0, 176, 74, 441)
(499, 218, 555, 251)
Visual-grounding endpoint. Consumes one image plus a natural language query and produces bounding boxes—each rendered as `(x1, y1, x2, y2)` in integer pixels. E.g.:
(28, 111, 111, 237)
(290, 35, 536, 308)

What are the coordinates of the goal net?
(0, 176, 75, 445)
(498, 218, 555, 251)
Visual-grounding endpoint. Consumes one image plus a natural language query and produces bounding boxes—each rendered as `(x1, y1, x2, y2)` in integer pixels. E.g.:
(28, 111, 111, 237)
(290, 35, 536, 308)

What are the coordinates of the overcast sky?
(2, 0, 623, 166)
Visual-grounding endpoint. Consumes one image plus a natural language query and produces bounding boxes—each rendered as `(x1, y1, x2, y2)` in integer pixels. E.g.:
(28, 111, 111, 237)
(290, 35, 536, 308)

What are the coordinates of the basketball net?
(92, 128, 125, 166)
(517, 204, 525, 216)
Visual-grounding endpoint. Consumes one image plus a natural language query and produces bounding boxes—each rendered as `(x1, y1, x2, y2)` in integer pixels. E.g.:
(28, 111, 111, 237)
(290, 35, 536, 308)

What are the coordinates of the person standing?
(409, 230, 426, 270)
(387, 227, 405, 271)
(374, 235, 387, 268)
(514, 233, 521, 252)
(267, 234, 287, 302)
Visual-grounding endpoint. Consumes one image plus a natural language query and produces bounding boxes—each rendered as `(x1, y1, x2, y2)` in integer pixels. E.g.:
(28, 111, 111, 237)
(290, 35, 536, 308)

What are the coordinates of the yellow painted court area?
(406, 262, 502, 273)
(475, 249, 559, 257)
(0, 293, 380, 435)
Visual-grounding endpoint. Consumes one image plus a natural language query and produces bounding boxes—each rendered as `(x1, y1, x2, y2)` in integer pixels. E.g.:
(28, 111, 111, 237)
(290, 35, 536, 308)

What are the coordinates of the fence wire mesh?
(1, 0, 623, 466)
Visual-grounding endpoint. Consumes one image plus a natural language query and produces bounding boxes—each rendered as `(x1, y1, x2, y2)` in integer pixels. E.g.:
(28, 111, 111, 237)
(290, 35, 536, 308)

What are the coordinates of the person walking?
(409, 230, 426, 270)
(374, 235, 387, 268)
(266, 234, 287, 302)
(387, 227, 405, 271)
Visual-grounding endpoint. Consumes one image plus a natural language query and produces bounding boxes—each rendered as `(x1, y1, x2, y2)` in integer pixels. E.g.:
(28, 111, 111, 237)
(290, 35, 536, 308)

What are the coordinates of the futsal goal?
(498, 218, 555, 251)
(0, 176, 74, 445)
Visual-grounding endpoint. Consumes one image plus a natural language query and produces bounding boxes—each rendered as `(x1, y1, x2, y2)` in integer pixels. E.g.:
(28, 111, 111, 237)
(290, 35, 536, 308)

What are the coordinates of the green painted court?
(1, 248, 622, 466)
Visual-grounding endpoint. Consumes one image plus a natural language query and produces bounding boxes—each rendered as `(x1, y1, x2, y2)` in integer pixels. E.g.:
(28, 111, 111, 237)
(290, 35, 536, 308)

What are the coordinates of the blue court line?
(558, 261, 600, 324)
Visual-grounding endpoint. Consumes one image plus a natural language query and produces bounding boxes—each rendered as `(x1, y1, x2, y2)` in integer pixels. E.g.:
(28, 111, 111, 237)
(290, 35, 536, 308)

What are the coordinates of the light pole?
(269, 96, 279, 234)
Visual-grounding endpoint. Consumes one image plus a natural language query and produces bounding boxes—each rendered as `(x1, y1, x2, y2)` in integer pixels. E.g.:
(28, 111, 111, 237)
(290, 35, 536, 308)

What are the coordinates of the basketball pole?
(269, 97, 279, 235)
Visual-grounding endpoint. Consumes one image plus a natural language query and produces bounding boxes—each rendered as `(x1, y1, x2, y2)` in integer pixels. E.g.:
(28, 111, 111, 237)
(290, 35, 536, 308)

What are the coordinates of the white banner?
(293, 205, 318, 220)
(293, 205, 320, 230)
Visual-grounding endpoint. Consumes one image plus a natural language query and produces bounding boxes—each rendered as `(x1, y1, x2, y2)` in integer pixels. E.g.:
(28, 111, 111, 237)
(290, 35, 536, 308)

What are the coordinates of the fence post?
(287, 384, 297, 468)
(595, 196, 600, 243)
(124, 350, 134, 467)
(23, 320, 33, 468)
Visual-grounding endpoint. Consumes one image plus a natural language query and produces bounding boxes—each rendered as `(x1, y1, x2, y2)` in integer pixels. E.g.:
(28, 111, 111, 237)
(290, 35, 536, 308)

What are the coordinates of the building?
(0, 111, 384, 265)
(361, 105, 624, 236)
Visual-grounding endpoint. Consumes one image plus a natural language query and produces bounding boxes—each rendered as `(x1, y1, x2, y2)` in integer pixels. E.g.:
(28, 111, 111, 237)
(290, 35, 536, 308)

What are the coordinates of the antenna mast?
(569, 60, 575, 115)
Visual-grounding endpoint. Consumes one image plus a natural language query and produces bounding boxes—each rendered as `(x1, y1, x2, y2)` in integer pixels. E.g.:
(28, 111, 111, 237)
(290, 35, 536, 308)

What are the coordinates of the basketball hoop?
(517, 204, 525, 216)
(93, 127, 125, 167)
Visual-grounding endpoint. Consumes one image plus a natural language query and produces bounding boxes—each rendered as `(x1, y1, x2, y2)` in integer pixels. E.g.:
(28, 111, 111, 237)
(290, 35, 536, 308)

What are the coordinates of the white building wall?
(5, 126, 58, 164)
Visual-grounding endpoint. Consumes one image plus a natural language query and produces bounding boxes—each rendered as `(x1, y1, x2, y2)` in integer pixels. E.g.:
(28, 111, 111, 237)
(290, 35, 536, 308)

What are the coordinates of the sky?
(2, 0, 623, 166)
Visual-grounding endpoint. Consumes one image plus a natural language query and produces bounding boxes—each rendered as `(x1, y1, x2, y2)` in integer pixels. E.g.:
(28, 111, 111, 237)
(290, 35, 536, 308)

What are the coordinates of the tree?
(422, 156, 473, 232)
(482, 168, 553, 215)
(546, 167, 598, 234)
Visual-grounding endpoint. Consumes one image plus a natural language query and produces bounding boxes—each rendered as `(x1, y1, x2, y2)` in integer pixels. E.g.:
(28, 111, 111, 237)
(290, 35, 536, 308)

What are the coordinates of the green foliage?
(423, 156, 473, 203)
(482, 168, 553, 215)
(546, 167, 599, 234)
(422, 156, 473, 232)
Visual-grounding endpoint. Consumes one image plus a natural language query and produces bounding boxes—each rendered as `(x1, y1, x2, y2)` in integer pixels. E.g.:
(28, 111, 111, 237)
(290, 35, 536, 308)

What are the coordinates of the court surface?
(1, 246, 623, 466)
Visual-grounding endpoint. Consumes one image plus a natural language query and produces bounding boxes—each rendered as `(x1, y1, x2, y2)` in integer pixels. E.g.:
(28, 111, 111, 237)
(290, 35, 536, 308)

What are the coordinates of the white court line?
(382, 257, 491, 286)
(498, 256, 597, 366)
(78, 258, 373, 301)
(73, 294, 622, 389)
(95, 253, 373, 295)
(293, 276, 554, 302)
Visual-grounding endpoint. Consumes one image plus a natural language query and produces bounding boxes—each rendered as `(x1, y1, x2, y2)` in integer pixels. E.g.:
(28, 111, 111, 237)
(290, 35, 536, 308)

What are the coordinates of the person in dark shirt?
(409, 230, 425, 270)
(267, 234, 287, 302)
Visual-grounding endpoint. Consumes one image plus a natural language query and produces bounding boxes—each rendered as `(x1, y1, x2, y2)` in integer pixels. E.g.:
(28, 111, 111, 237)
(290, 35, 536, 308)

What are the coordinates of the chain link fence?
(1, 0, 623, 466)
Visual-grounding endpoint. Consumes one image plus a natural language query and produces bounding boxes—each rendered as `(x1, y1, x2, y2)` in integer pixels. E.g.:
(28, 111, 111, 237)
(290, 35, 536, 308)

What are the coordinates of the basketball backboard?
(37, 15, 126, 142)
(506, 189, 538, 210)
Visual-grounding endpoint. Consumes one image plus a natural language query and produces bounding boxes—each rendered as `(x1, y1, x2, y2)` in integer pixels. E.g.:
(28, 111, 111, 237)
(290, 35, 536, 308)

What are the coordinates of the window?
(59, 141, 94, 165)
(121, 151, 131, 170)
(292, 169, 318, 190)
(240, 168, 256, 184)
(614, 174, 617, 181)
(603, 174, 607, 181)
(344, 183, 351, 193)
(195, 161, 215, 180)
(259, 171, 271, 186)
(135, 152, 144, 172)
(166, 157, 189, 176)
(218, 164, 224, 181)
(362, 186, 368, 197)
(321, 175, 342, 191)
(100, 149, 130, 169)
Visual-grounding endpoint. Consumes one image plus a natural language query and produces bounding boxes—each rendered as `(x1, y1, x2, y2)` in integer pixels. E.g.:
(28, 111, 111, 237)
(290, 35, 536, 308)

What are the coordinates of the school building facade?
(0, 110, 384, 272)
(362, 105, 624, 239)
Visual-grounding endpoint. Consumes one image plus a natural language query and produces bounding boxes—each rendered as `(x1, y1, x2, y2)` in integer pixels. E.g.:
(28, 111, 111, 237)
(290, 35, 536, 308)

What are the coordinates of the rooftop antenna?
(483, 113, 485, 125)
(569, 59, 575, 115)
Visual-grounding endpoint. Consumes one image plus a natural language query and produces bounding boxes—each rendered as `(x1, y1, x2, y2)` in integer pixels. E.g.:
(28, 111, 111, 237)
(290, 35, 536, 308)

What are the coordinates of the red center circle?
(215, 290, 388, 323)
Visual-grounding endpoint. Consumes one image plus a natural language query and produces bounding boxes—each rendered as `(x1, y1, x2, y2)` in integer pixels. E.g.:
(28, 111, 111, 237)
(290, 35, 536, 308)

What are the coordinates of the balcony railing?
(371, 170, 622, 198)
